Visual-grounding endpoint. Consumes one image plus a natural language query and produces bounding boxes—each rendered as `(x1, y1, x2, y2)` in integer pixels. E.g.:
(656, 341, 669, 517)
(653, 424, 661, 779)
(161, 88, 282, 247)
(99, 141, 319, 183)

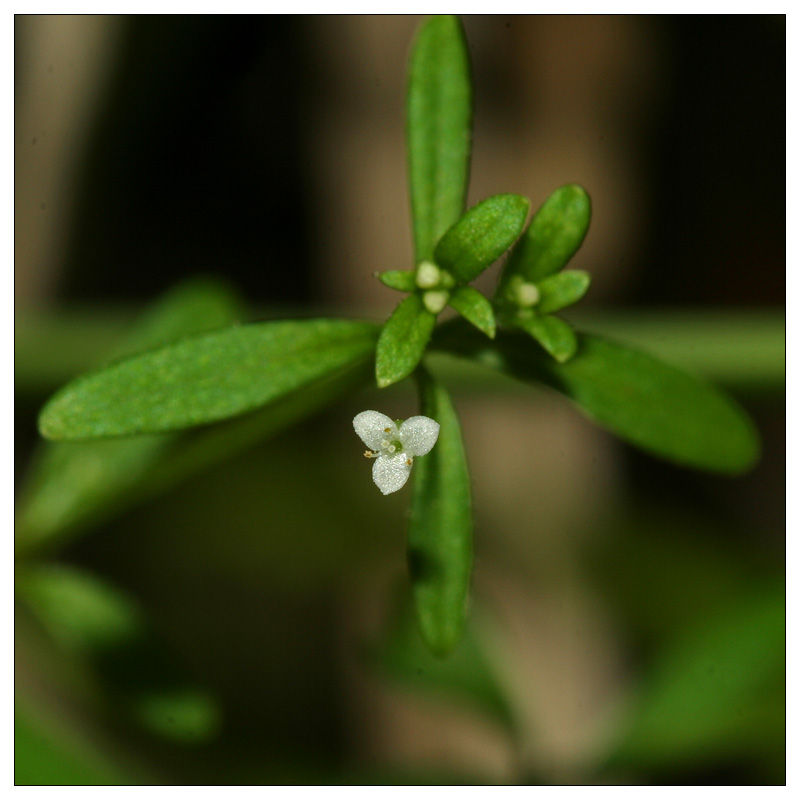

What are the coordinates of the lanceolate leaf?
(377, 270, 417, 292)
(602, 583, 784, 772)
(448, 286, 496, 338)
(434, 194, 530, 283)
(376, 294, 436, 388)
(501, 184, 591, 285)
(39, 319, 379, 439)
(409, 367, 473, 656)
(17, 564, 221, 743)
(520, 314, 578, 363)
(433, 320, 760, 475)
(19, 279, 244, 549)
(407, 14, 472, 263)
(536, 270, 591, 314)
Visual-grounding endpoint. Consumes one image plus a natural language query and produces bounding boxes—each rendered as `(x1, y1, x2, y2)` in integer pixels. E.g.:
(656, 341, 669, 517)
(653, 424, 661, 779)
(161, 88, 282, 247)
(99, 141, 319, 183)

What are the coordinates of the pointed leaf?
(17, 564, 221, 743)
(448, 286, 495, 338)
(39, 319, 379, 439)
(409, 367, 473, 656)
(15, 709, 132, 785)
(502, 184, 591, 285)
(377, 270, 417, 292)
(536, 270, 591, 314)
(434, 194, 530, 283)
(407, 15, 472, 262)
(108, 277, 244, 358)
(603, 583, 784, 772)
(18, 279, 244, 550)
(432, 320, 760, 475)
(520, 314, 578, 363)
(376, 294, 436, 388)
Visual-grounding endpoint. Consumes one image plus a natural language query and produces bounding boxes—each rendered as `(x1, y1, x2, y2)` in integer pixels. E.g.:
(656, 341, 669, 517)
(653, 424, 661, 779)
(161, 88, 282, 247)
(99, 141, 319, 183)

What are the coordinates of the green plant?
(28, 15, 759, 666)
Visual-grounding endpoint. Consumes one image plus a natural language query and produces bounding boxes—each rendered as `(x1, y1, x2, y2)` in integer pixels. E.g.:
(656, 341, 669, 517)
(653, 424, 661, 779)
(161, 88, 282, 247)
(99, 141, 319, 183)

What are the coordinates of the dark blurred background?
(15, 15, 785, 785)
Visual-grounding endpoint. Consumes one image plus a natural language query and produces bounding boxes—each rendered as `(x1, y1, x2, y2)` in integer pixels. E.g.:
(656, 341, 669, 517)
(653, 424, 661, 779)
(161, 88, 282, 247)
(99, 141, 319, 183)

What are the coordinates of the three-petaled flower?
(353, 410, 440, 495)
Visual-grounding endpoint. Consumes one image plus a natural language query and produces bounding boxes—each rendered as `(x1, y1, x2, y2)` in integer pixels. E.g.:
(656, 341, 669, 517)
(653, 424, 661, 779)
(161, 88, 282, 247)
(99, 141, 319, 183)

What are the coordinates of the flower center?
(380, 438, 403, 455)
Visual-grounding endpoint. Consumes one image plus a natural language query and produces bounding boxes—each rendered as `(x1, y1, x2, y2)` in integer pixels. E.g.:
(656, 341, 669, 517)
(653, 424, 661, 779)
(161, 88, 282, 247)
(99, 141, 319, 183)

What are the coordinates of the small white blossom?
(353, 410, 440, 495)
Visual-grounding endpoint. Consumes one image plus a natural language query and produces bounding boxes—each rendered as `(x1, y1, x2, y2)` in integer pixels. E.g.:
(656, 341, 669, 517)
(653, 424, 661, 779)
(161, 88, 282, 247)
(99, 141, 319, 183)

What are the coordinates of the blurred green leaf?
(448, 286, 496, 338)
(16, 564, 143, 654)
(602, 583, 785, 773)
(407, 14, 472, 262)
(17, 564, 221, 744)
(501, 184, 591, 285)
(573, 310, 785, 392)
(130, 687, 220, 744)
(376, 294, 436, 388)
(39, 319, 379, 439)
(105, 277, 244, 359)
(408, 367, 473, 656)
(434, 194, 530, 283)
(18, 279, 244, 550)
(433, 320, 760, 474)
(371, 589, 516, 736)
(15, 707, 132, 785)
(520, 314, 578, 363)
(377, 270, 417, 292)
(536, 270, 591, 314)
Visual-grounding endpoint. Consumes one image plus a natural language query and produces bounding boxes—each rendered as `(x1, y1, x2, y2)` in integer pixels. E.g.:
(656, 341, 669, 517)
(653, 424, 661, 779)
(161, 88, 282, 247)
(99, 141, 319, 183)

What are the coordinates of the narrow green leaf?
(434, 194, 530, 283)
(520, 314, 578, 363)
(17, 564, 143, 653)
(377, 270, 417, 292)
(18, 279, 244, 550)
(409, 367, 473, 656)
(602, 583, 784, 772)
(407, 14, 472, 262)
(15, 709, 132, 785)
(432, 320, 760, 475)
(448, 286, 496, 338)
(39, 319, 379, 439)
(17, 564, 221, 743)
(502, 184, 591, 285)
(536, 270, 591, 314)
(108, 277, 244, 358)
(371, 589, 516, 735)
(376, 294, 436, 388)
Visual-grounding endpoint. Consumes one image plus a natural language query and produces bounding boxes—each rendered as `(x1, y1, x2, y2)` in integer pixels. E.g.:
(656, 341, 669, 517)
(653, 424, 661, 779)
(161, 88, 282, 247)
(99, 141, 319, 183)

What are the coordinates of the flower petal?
(372, 453, 413, 495)
(399, 415, 440, 456)
(353, 410, 398, 451)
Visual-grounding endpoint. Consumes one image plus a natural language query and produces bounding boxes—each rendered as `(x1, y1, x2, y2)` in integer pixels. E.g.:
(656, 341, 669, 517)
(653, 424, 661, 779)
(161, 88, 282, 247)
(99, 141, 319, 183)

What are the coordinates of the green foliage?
(603, 583, 784, 773)
(408, 368, 473, 656)
(519, 314, 578, 363)
(18, 279, 243, 551)
(377, 270, 417, 292)
(375, 293, 436, 388)
(39, 319, 378, 439)
(501, 183, 591, 284)
(25, 12, 764, 686)
(17, 564, 143, 653)
(17, 563, 221, 744)
(494, 184, 592, 365)
(535, 270, 591, 314)
(434, 194, 530, 283)
(448, 286, 496, 338)
(407, 14, 472, 263)
(15, 709, 132, 785)
(433, 321, 759, 474)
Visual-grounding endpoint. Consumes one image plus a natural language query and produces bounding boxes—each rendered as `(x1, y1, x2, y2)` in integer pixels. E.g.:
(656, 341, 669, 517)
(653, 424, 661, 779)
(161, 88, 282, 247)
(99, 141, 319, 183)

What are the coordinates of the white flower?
(353, 410, 440, 495)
